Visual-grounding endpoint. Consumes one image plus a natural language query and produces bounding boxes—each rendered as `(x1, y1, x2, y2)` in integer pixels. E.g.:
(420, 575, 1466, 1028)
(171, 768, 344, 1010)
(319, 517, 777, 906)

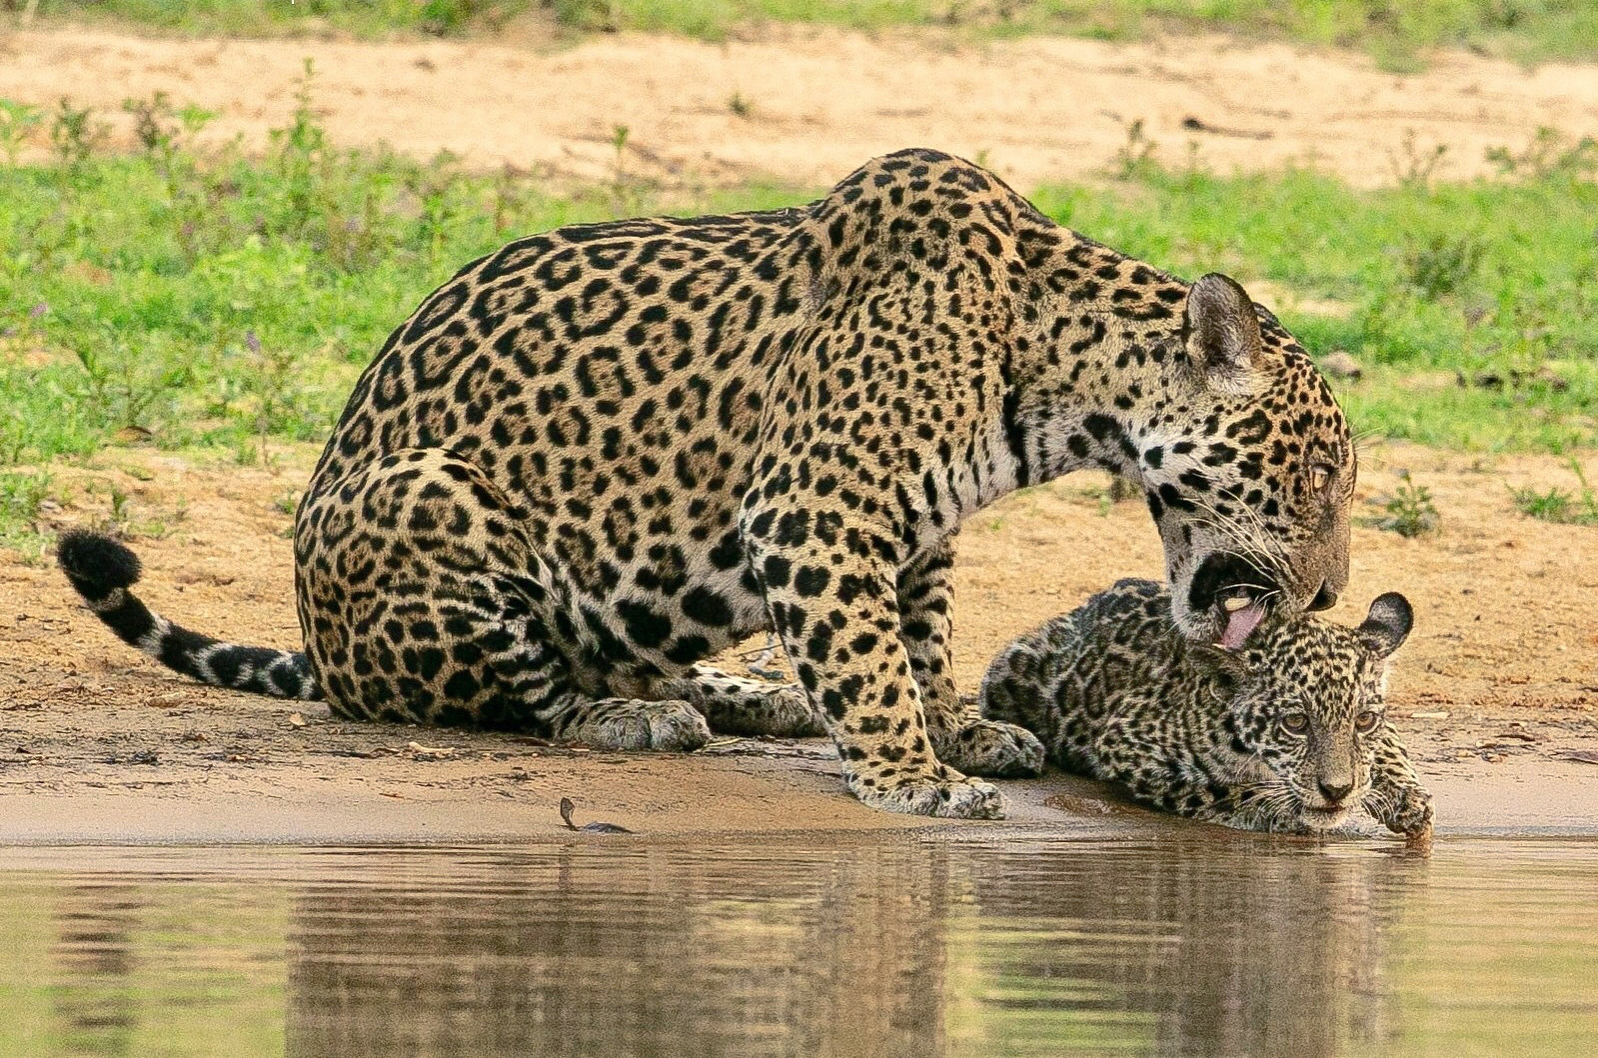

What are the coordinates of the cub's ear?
(1183, 273, 1263, 387)
(1358, 593, 1413, 659)
(1189, 640, 1250, 689)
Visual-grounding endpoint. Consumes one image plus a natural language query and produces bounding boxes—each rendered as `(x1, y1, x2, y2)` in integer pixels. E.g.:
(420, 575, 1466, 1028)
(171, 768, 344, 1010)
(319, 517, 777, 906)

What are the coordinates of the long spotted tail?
(56, 529, 321, 700)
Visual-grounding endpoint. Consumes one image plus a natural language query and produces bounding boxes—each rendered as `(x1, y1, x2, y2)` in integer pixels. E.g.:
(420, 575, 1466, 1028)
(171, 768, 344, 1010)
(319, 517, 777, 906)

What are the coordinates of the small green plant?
(123, 91, 215, 165)
(1388, 129, 1448, 189)
(125, 91, 179, 159)
(0, 470, 52, 524)
(48, 97, 106, 171)
(0, 470, 55, 560)
(606, 122, 649, 212)
(1363, 471, 1439, 537)
(1403, 233, 1482, 301)
(492, 161, 528, 234)
(1112, 118, 1157, 181)
(239, 330, 306, 466)
(271, 59, 330, 240)
(727, 92, 752, 119)
(1510, 461, 1598, 526)
(71, 326, 192, 437)
(1486, 126, 1598, 181)
(550, 0, 620, 31)
(0, 99, 43, 166)
(410, 150, 462, 266)
(108, 484, 132, 528)
(610, 122, 630, 184)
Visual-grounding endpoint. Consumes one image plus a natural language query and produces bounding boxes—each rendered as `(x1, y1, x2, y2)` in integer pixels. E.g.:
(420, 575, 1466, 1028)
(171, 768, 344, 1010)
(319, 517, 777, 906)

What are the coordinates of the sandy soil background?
(0, 25, 1595, 841)
(3, 25, 1598, 189)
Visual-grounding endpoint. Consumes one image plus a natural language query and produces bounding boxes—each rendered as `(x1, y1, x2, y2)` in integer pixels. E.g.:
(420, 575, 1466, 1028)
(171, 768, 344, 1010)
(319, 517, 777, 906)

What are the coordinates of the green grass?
(19, 1, 1598, 68)
(0, 75, 1595, 550)
(17, 0, 535, 38)
(1032, 134, 1598, 454)
(1510, 460, 1598, 525)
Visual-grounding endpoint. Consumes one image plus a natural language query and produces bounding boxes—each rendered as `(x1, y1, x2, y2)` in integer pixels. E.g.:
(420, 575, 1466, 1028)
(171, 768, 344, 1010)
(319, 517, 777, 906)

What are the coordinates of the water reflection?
(1, 836, 1595, 1056)
(50, 885, 139, 1056)
(963, 837, 1423, 1056)
(286, 845, 953, 1056)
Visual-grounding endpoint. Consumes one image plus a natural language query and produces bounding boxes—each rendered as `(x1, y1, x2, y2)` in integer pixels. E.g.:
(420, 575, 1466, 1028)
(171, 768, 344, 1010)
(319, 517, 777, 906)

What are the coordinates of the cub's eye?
(1281, 712, 1309, 735)
(1310, 464, 1334, 494)
(1355, 710, 1381, 734)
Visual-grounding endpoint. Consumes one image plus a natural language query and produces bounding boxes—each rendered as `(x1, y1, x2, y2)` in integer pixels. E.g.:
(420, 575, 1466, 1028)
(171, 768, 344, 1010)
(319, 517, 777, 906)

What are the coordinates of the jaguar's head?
(1137, 274, 1354, 648)
(1215, 593, 1413, 831)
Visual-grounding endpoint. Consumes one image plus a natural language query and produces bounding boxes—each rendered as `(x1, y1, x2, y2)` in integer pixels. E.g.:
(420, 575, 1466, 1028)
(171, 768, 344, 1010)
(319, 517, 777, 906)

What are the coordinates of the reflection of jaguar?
(980, 579, 1434, 836)
(57, 147, 1356, 819)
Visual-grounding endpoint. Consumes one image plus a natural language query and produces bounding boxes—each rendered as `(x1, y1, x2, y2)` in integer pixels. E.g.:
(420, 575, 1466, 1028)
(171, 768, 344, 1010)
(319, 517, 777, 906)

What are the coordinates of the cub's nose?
(1318, 778, 1353, 805)
(1308, 582, 1338, 611)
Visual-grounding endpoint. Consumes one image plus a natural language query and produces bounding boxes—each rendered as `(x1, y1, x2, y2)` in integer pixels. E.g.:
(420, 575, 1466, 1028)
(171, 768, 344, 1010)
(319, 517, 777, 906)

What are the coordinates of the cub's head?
(1211, 593, 1413, 831)
(1140, 274, 1355, 648)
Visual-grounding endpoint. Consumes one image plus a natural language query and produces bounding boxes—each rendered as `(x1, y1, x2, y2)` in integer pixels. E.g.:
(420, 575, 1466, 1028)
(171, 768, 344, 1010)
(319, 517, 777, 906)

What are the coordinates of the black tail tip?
(57, 529, 142, 598)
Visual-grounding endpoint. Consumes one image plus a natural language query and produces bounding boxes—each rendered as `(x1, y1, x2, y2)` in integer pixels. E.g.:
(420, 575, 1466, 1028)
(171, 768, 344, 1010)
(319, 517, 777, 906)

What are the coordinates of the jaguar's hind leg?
(296, 448, 709, 751)
(649, 665, 828, 737)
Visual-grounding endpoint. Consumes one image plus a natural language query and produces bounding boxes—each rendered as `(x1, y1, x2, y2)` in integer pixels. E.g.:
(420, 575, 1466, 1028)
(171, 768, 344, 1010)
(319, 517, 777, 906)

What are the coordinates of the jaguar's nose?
(1318, 778, 1353, 805)
(1308, 581, 1338, 612)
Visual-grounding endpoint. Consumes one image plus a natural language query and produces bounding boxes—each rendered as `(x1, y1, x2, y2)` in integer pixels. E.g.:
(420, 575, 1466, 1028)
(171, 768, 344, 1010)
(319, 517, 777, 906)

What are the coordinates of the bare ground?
(0, 25, 1596, 842)
(2, 442, 1595, 842)
(2, 25, 1597, 189)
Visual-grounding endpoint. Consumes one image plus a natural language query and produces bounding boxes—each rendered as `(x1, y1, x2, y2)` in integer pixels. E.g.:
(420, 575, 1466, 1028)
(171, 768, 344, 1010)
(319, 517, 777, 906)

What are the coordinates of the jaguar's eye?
(1281, 712, 1309, 735)
(1355, 710, 1381, 734)
(1310, 464, 1334, 494)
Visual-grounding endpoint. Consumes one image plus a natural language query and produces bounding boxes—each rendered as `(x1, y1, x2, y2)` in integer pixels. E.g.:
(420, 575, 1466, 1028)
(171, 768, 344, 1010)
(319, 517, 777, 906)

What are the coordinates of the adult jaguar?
(979, 579, 1433, 837)
(59, 148, 1354, 819)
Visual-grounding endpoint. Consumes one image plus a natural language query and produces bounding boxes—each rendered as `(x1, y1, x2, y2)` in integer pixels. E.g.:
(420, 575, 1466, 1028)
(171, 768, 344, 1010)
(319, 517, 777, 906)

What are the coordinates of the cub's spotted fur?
(60, 149, 1355, 819)
(980, 579, 1434, 836)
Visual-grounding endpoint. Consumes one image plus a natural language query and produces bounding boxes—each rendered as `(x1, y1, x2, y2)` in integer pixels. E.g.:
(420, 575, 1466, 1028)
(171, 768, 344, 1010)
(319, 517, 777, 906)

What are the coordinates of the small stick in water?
(559, 796, 633, 834)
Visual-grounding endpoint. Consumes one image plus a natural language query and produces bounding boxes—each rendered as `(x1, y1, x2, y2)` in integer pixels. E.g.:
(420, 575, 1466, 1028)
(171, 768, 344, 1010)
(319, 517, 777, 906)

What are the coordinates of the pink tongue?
(1220, 601, 1266, 650)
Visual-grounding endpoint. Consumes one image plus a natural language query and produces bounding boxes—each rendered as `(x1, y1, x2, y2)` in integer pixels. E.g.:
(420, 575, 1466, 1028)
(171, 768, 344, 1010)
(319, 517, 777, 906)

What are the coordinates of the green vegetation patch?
(1, 72, 1595, 551)
(16, 0, 534, 38)
(1033, 130, 1598, 453)
(1510, 461, 1598, 525)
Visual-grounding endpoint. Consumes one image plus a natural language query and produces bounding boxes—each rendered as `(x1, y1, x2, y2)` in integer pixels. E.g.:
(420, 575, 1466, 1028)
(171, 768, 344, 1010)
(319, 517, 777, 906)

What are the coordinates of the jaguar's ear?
(1183, 273, 1263, 389)
(1358, 593, 1413, 659)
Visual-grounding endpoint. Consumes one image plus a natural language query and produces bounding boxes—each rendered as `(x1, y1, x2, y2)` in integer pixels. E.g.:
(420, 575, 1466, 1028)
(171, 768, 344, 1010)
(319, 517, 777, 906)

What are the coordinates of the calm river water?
(2, 834, 1594, 1055)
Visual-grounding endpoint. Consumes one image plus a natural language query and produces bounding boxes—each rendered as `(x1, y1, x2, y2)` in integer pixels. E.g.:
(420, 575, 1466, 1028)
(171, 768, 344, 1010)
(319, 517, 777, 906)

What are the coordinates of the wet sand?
(4, 745, 1598, 845)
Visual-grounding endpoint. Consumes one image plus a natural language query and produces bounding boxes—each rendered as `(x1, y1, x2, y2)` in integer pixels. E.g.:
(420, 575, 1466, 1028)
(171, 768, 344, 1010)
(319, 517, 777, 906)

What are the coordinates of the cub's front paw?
(1379, 783, 1435, 839)
(852, 772, 1007, 819)
(937, 719, 1046, 778)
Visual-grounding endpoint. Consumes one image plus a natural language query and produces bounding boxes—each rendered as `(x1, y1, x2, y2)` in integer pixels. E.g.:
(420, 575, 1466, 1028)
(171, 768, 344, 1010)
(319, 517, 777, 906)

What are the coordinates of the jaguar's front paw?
(567, 698, 712, 752)
(937, 719, 1046, 778)
(851, 770, 1007, 819)
(747, 684, 829, 738)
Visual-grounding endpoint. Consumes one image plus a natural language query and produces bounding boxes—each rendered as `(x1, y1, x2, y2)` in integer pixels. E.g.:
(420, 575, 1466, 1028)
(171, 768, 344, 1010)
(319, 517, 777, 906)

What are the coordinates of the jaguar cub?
(980, 579, 1433, 837)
